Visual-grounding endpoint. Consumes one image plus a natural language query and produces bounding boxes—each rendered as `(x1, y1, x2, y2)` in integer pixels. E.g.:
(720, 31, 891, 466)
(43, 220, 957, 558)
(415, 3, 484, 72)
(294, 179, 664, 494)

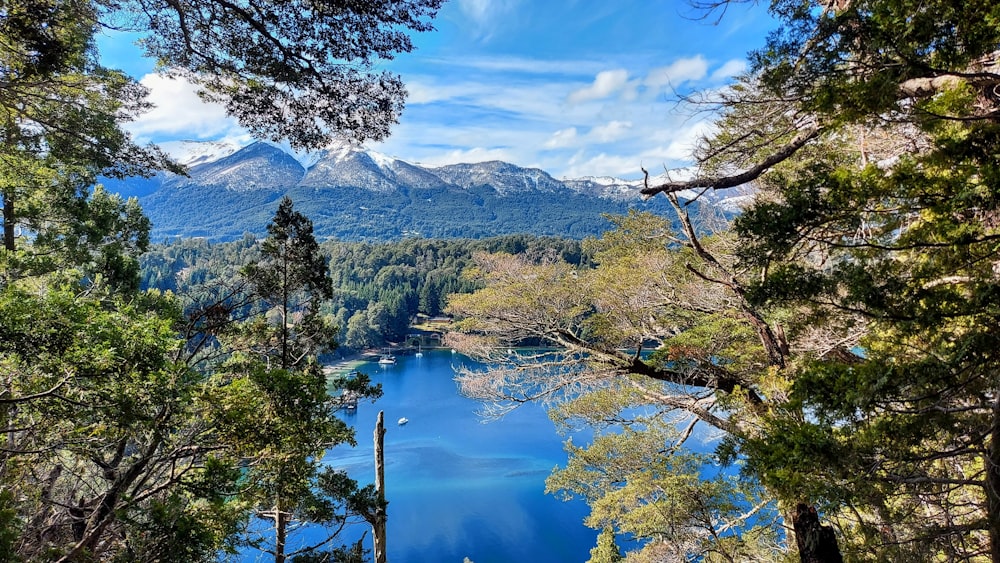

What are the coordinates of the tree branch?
(640, 125, 822, 197)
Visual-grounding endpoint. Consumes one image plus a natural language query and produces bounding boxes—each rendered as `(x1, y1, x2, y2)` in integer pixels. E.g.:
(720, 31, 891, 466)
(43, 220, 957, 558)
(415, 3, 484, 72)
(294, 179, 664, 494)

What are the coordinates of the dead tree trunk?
(793, 504, 843, 563)
(373, 411, 387, 563)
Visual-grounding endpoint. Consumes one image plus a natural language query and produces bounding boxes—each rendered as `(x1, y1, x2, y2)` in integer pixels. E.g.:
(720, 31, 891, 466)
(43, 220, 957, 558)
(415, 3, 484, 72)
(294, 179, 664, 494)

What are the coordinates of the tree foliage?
(635, 0, 1000, 559)
(119, 0, 443, 149)
(213, 198, 380, 563)
(447, 210, 789, 560)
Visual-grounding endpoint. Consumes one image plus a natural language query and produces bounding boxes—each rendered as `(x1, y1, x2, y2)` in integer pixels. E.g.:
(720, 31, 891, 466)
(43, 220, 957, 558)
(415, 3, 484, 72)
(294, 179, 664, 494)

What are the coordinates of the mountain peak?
(160, 139, 242, 167)
(167, 141, 304, 191)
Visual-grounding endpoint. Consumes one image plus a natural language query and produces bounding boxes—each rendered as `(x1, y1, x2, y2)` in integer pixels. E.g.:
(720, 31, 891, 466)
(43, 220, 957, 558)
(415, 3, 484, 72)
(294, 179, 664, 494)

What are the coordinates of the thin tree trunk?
(3, 192, 15, 252)
(281, 246, 289, 369)
(987, 390, 1000, 562)
(275, 502, 288, 563)
(373, 411, 387, 563)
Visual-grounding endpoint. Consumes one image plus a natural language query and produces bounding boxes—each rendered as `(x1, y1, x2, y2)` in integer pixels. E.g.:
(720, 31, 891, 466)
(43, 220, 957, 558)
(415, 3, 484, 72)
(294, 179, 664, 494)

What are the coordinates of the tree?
(446, 210, 790, 560)
(245, 196, 334, 371)
(0, 282, 246, 561)
(632, 0, 1000, 559)
(221, 198, 379, 563)
(0, 0, 175, 286)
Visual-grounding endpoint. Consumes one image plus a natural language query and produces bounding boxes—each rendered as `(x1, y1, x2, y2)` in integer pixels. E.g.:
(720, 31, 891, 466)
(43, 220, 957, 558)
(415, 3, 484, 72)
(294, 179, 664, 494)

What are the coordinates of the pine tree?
(223, 197, 379, 563)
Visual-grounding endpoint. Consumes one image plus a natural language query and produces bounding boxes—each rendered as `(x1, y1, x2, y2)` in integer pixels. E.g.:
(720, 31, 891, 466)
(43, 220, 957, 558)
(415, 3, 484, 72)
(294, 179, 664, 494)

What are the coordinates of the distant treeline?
(140, 234, 589, 352)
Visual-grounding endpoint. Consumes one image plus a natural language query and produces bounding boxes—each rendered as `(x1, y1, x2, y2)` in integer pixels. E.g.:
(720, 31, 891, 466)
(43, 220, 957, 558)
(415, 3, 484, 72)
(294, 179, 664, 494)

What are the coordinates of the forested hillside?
(141, 234, 588, 351)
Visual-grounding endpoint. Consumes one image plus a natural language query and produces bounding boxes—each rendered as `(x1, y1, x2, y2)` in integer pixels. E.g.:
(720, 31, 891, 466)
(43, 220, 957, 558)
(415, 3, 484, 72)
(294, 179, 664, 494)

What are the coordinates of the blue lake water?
(321, 349, 596, 563)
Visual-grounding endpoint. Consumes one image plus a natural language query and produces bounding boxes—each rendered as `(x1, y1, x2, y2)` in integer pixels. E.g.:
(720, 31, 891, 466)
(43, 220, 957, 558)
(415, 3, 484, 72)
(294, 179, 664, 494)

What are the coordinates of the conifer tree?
(220, 197, 379, 563)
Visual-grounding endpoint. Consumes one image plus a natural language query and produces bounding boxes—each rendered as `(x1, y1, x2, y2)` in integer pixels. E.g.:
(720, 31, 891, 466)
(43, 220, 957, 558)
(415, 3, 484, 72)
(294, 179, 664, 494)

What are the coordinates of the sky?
(99, 0, 778, 180)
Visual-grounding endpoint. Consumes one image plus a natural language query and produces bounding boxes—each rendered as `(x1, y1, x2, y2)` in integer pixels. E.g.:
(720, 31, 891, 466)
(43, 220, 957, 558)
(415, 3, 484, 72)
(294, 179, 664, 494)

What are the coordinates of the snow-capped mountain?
(159, 140, 242, 167)
(430, 161, 566, 195)
(168, 141, 305, 191)
(117, 141, 739, 242)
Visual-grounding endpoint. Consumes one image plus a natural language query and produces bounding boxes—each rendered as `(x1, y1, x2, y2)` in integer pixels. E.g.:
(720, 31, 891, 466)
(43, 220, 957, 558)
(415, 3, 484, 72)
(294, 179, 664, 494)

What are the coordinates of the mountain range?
(103, 141, 742, 242)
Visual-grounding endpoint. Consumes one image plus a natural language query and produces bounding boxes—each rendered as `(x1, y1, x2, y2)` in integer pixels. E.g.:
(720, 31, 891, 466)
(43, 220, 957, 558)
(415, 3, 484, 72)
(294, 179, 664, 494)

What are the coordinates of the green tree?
(0, 0, 174, 286)
(634, 0, 1000, 559)
(0, 283, 244, 561)
(587, 528, 623, 563)
(245, 196, 334, 370)
(221, 198, 379, 563)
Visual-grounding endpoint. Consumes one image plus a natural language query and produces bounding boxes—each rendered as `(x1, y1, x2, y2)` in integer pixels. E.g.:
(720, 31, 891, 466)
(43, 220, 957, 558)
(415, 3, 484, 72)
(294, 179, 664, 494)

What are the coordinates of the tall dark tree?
(223, 198, 379, 563)
(245, 196, 333, 370)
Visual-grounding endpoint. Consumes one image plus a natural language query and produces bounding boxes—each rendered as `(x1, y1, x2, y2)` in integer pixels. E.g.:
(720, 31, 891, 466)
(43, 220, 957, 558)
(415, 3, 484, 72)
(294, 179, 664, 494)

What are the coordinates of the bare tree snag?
(373, 411, 387, 563)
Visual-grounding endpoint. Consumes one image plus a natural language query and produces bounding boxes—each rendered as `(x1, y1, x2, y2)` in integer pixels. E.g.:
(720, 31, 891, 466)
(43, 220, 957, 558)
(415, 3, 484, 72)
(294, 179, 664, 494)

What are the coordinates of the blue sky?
(103, 0, 777, 180)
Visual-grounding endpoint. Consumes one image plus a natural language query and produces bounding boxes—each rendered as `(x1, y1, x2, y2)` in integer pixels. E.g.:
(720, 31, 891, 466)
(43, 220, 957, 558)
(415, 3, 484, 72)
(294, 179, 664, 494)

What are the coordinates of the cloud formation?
(590, 121, 633, 143)
(122, 0, 777, 180)
(545, 127, 578, 149)
(454, 0, 522, 40)
(644, 56, 709, 91)
(127, 74, 247, 143)
(567, 69, 634, 104)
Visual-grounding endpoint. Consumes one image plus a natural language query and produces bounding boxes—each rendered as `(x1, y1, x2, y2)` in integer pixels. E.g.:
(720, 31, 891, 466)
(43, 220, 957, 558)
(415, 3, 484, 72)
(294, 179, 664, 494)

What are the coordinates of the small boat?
(397, 417, 408, 425)
(415, 345, 423, 358)
(377, 355, 396, 365)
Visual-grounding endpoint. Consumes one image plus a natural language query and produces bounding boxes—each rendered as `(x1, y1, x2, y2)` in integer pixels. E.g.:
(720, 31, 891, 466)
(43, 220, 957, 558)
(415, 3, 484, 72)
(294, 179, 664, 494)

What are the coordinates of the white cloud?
(456, 0, 491, 21)
(417, 146, 519, 168)
(544, 127, 578, 148)
(644, 56, 709, 91)
(567, 69, 633, 104)
(425, 55, 606, 76)
(455, 0, 522, 40)
(660, 120, 715, 161)
(127, 74, 245, 141)
(561, 150, 648, 179)
(710, 59, 747, 81)
(589, 120, 632, 143)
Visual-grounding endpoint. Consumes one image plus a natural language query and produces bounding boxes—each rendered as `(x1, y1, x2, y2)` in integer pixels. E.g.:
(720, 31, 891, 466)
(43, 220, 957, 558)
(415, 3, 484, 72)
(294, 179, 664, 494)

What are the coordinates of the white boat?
(377, 355, 396, 365)
(397, 417, 408, 425)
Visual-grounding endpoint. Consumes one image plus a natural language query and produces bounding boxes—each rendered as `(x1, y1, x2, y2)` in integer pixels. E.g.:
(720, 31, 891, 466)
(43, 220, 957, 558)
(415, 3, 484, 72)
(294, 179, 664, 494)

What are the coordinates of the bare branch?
(640, 126, 822, 198)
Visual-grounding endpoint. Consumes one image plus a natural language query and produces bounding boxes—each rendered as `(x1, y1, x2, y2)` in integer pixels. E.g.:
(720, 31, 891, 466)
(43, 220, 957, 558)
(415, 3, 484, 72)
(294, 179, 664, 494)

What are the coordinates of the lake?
(319, 349, 596, 563)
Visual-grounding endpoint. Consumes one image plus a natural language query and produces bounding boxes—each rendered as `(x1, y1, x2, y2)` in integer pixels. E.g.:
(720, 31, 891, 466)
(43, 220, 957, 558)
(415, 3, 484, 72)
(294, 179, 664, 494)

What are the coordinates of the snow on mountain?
(167, 141, 305, 191)
(151, 140, 751, 205)
(159, 140, 242, 167)
(430, 161, 565, 195)
(300, 146, 398, 192)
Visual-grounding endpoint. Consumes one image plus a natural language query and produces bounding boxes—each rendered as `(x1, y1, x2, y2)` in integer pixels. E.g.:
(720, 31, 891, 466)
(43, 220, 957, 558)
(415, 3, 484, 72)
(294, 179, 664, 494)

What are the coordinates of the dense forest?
(140, 234, 588, 352)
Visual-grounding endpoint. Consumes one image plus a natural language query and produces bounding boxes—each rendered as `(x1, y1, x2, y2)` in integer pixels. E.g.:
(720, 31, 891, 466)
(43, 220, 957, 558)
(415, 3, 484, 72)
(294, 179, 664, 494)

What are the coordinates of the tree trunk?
(281, 248, 289, 370)
(373, 411, 387, 563)
(3, 192, 15, 252)
(793, 504, 843, 563)
(274, 504, 289, 563)
(987, 391, 1000, 561)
